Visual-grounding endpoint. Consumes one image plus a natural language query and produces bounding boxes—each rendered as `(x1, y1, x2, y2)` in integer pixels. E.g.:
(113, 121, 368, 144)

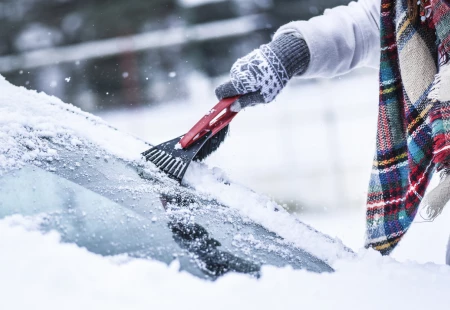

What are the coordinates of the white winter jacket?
(274, 0, 381, 78)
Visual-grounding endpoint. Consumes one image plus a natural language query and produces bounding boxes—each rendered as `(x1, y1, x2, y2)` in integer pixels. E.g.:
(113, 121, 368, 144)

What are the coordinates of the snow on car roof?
(0, 75, 146, 175)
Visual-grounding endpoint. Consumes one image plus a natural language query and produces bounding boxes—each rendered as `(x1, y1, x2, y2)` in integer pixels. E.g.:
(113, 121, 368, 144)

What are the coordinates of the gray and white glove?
(215, 33, 310, 112)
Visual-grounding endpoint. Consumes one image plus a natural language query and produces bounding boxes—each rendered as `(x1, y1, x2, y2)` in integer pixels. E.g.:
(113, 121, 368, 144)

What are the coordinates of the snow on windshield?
(0, 74, 350, 264)
(183, 162, 352, 263)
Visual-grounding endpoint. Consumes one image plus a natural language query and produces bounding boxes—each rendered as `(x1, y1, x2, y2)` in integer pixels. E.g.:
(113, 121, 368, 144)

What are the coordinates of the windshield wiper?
(169, 221, 260, 278)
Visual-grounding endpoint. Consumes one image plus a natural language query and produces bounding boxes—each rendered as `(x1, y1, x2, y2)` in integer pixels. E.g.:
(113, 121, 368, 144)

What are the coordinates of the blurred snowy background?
(2, 0, 450, 262)
(0, 0, 371, 211)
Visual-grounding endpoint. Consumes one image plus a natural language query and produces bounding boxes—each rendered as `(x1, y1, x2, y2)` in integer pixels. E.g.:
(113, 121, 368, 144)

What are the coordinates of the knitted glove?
(215, 33, 310, 112)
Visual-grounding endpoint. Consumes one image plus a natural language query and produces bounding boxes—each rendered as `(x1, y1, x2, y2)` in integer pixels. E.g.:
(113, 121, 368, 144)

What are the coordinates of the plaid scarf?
(365, 0, 450, 254)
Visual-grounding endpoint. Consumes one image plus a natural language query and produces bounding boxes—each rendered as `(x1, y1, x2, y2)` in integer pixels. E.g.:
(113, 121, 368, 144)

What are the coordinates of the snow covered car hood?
(0, 76, 351, 278)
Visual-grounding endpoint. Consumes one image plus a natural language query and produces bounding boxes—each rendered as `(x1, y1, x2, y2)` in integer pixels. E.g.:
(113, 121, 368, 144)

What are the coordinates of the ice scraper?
(142, 96, 240, 182)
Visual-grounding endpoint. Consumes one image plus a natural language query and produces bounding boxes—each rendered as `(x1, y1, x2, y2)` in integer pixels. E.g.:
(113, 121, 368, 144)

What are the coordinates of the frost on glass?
(0, 145, 333, 278)
(0, 166, 175, 260)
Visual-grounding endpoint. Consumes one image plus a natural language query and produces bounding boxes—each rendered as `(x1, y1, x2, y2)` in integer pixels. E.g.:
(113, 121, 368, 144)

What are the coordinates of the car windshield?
(0, 143, 332, 279)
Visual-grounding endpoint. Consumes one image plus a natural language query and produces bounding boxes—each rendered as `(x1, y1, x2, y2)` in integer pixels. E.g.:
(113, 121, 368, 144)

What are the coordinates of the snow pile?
(1, 216, 450, 310)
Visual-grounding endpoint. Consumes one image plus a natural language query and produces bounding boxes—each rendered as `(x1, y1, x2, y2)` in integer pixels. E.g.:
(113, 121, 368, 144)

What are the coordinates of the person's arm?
(215, 0, 381, 111)
(275, 0, 380, 78)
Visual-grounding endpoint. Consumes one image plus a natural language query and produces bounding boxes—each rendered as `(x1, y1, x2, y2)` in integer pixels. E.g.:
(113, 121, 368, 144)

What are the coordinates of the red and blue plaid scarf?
(365, 0, 450, 254)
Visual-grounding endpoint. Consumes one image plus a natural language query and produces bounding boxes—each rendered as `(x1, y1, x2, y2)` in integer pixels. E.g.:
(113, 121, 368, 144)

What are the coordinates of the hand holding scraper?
(142, 96, 240, 182)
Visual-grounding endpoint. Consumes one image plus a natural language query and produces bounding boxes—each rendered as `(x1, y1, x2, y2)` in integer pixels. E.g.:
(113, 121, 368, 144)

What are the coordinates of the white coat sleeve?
(274, 0, 381, 78)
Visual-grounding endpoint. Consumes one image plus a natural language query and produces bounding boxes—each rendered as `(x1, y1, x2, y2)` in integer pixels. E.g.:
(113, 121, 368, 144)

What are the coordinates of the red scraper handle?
(180, 96, 240, 149)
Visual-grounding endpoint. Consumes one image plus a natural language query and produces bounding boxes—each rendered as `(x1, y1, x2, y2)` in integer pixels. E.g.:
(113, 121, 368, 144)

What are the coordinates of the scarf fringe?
(428, 63, 450, 102)
(420, 169, 450, 221)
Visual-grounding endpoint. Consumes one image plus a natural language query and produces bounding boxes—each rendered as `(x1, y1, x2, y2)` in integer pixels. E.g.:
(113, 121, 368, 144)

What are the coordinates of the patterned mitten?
(215, 33, 310, 112)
